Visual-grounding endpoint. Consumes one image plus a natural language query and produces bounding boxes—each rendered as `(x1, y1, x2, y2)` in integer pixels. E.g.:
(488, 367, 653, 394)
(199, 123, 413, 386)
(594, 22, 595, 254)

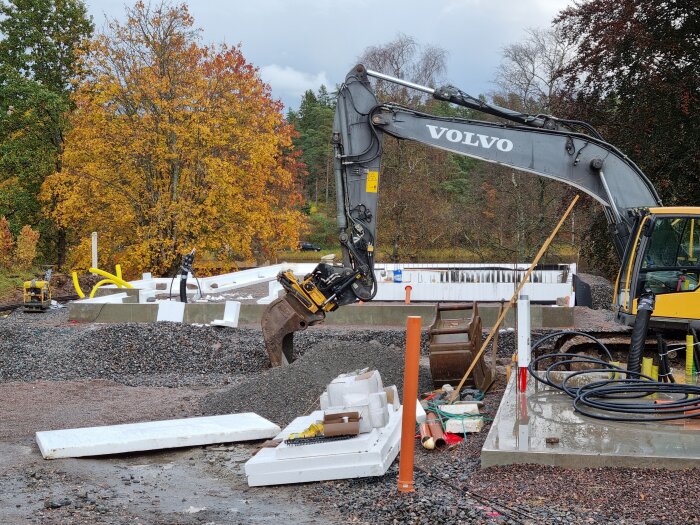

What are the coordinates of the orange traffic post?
(404, 285, 412, 304)
(398, 315, 421, 493)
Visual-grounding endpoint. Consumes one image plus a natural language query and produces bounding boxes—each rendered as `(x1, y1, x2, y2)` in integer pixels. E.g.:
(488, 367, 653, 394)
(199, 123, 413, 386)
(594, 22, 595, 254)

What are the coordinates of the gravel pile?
(0, 310, 430, 390)
(578, 272, 614, 311)
(0, 317, 270, 387)
(202, 334, 434, 426)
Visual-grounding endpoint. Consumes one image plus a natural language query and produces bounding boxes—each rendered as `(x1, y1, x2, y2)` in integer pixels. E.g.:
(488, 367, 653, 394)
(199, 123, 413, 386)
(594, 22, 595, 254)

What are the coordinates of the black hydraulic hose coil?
(627, 290, 655, 374)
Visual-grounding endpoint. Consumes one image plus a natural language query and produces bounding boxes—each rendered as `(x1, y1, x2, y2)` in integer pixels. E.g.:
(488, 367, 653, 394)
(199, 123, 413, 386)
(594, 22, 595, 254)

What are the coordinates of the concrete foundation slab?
(244, 407, 402, 486)
(36, 413, 281, 459)
(482, 373, 700, 469)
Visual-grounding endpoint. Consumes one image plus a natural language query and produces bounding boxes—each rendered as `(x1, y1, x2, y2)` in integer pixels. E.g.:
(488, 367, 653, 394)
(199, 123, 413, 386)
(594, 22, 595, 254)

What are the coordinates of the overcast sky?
(85, 0, 572, 111)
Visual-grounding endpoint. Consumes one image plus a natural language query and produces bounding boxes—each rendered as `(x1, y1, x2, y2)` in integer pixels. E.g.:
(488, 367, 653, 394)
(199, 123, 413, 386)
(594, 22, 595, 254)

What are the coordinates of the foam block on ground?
(156, 301, 185, 322)
(445, 417, 484, 434)
(36, 413, 280, 459)
(245, 407, 403, 486)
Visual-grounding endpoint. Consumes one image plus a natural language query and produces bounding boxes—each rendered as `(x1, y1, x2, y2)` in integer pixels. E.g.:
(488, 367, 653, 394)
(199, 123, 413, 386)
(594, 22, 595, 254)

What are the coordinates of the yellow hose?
(115, 264, 123, 287)
(72, 271, 85, 299)
(88, 268, 133, 289)
(89, 279, 117, 299)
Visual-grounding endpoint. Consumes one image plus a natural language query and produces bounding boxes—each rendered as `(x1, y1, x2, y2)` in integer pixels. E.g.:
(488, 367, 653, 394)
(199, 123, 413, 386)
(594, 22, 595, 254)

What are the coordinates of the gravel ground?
(0, 312, 269, 387)
(1, 306, 696, 525)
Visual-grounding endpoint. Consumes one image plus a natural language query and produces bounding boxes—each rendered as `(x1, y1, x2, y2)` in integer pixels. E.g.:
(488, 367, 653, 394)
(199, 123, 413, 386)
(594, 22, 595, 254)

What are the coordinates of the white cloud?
(259, 65, 330, 108)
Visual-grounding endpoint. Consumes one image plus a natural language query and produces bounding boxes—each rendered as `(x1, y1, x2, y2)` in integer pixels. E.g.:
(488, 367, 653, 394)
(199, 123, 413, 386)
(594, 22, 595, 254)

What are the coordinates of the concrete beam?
(69, 301, 573, 328)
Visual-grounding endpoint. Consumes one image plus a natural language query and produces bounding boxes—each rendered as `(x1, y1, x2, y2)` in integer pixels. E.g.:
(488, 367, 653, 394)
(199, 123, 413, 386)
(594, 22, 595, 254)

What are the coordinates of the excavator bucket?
(261, 294, 326, 367)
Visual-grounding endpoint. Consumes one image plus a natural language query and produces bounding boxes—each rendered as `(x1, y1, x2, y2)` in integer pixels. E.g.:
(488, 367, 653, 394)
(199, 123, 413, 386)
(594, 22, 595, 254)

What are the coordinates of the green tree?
(0, 0, 93, 266)
(0, 0, 93, 96)
(0, 67, 66, 232)
(288, 86, 335, 205)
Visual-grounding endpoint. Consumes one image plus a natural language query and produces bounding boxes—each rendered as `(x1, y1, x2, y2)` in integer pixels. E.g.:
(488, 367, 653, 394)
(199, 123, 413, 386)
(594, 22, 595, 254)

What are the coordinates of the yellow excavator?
(262, 64, 699, 367)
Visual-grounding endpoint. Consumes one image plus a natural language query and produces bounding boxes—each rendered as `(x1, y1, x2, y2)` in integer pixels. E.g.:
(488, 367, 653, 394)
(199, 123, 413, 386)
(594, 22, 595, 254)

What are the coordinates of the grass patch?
(0, 267, 32, 301)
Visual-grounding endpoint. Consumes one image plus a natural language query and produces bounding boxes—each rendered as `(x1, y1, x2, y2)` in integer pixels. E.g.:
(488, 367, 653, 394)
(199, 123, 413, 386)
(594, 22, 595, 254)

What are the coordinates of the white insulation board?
(36, 413, 280, 459)
(245, 407, 403, 486)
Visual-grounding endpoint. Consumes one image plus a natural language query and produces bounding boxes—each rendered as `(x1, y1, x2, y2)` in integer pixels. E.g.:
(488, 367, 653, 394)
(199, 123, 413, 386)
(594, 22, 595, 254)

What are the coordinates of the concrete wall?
(68, 301, 573, 328)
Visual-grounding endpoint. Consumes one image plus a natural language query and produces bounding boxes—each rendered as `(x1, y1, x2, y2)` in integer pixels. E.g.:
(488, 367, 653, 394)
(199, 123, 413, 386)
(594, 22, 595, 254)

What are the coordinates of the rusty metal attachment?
(428, 302, 496, 392)
(261, 294, 325, 367)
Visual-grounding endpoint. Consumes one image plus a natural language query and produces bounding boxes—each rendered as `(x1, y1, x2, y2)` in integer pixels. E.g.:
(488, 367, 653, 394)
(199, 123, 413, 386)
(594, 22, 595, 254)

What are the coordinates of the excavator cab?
(615, 208, 700, 329)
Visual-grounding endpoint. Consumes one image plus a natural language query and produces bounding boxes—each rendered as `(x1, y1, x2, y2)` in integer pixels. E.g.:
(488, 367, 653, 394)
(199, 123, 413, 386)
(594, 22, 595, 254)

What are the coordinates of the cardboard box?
(323, 411, 361, 437)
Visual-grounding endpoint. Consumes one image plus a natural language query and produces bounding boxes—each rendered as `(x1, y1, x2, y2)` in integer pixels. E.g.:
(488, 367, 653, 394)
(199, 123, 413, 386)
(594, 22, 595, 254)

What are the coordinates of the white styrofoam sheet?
(36, 413, 281, 459)
(211, 300, 241, 327)
(156, 301, 185, 322)
(245, 407, 403, 486)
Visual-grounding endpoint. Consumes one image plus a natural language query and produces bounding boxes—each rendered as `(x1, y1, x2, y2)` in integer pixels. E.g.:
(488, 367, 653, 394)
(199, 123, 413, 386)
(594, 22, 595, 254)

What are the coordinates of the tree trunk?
(56, 228, 67, 269)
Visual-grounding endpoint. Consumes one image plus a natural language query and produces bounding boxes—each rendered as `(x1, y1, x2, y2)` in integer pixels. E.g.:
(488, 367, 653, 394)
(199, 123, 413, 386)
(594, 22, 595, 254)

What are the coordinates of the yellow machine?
(615, 208, 699, 325)
(23, 268, 52, 312)
(261, 64, 700, 366)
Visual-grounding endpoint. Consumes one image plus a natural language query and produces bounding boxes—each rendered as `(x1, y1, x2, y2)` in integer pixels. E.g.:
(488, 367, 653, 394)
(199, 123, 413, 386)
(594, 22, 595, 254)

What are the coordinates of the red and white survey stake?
(517, 295, 531, 392)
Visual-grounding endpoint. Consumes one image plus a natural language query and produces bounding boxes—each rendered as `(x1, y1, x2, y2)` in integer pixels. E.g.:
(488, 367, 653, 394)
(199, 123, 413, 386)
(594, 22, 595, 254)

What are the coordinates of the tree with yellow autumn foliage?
(42, 2, 305, 275)
(14, 224, 39, 270)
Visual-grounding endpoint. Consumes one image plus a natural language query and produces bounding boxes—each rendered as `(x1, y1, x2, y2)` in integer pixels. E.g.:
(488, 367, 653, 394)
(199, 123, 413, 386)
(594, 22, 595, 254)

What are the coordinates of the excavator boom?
(261, 64, 691, 367)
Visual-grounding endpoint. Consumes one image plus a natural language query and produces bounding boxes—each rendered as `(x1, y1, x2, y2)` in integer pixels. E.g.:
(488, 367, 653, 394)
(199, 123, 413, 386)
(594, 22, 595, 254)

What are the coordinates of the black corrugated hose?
(626, 290, 655, 374)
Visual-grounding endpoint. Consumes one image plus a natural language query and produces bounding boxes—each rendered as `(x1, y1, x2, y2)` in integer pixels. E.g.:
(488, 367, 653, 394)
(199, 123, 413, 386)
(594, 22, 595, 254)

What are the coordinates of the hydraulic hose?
(627, 290, 655, 374)
(527, 330, 700, 422)
(693, 328, 700, 375)
(179, 249, 196, 303)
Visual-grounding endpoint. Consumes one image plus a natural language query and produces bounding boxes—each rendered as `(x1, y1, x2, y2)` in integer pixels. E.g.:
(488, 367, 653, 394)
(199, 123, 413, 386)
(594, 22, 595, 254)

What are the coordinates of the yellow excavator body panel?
(632, 291, 700, 318)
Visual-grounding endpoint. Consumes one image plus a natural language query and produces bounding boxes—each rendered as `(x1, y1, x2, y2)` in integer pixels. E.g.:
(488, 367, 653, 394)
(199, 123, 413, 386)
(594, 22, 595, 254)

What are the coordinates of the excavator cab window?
(637, 217, 700, 295)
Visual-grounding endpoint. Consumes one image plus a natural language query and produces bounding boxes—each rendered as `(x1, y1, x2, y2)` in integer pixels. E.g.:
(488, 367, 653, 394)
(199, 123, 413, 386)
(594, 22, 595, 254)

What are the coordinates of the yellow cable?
(89, 279, 117, 299)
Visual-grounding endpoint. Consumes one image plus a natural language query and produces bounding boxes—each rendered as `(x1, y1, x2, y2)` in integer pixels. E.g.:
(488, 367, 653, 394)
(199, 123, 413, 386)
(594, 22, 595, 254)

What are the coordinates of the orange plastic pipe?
(398, 315, 421, 493)
(426, 411, 446, 448)
(404, 285, 412, 304)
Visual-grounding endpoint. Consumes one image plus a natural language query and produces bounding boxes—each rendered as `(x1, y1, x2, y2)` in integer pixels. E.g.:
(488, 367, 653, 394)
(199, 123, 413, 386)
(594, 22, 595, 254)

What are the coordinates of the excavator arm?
(261, 64, 663, 366)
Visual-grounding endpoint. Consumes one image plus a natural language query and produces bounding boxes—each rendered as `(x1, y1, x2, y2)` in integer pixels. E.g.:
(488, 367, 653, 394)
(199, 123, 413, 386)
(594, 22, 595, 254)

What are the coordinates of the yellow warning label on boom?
(366, 171, 379, 193)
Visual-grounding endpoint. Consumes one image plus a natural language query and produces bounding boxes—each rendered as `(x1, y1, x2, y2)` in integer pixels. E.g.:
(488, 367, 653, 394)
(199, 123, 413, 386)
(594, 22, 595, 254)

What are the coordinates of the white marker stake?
(517, 295, 531, 392)
(91, 232, 98, 271)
